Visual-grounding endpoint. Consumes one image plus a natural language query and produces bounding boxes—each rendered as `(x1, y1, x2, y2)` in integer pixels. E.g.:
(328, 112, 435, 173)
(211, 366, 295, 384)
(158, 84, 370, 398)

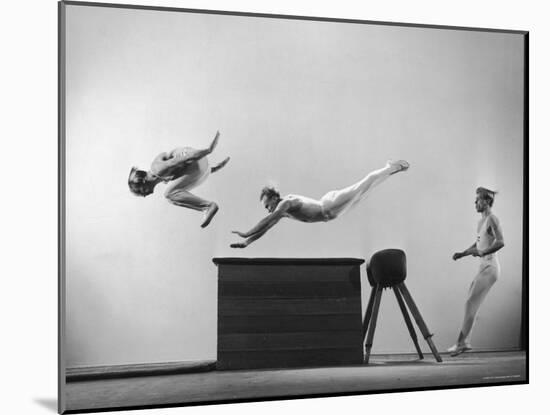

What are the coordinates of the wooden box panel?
(214, 258, 365, 370)
(218, 348, 362, 371)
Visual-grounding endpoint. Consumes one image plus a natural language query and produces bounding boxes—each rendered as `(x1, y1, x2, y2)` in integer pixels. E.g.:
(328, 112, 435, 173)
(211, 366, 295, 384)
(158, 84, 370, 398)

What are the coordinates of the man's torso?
(151, 147, 206, 181)
(283, 195, 326, 223)
(476, 214, 498, 263)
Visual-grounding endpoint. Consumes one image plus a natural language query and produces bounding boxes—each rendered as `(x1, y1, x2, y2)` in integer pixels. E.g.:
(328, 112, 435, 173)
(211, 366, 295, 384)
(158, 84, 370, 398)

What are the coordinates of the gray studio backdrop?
(64, 4, 525, 367)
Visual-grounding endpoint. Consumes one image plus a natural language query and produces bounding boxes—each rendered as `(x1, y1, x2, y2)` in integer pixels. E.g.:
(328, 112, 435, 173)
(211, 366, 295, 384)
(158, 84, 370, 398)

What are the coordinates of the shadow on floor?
(34, 398, 57, 413)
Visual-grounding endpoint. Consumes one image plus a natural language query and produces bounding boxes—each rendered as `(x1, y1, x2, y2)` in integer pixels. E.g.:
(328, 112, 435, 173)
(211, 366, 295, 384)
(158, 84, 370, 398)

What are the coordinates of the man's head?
(260, 186, 281, 213)
(128, 167, 155, 197)
(475, 187, 497, 212)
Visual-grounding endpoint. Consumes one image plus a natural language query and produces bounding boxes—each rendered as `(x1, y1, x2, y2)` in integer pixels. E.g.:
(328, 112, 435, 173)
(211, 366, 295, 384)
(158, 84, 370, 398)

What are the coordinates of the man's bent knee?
(164, 189, 177, 202)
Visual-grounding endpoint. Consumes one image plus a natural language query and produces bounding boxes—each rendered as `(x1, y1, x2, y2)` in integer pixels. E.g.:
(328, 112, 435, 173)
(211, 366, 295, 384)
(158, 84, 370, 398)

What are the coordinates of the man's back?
(151, 147, 202, 181)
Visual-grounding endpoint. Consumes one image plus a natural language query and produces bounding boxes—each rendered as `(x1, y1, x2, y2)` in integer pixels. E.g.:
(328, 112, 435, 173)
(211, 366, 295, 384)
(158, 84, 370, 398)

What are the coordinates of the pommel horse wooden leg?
(393, 286, 424, 360)
(362, 286, 377, 339)
(397, 283, 442, 362)
(363, 284, 383, 364)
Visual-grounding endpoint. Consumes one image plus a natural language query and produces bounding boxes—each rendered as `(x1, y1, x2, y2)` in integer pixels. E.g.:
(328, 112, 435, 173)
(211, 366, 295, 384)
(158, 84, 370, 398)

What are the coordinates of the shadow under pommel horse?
(363, 249, 443, 364)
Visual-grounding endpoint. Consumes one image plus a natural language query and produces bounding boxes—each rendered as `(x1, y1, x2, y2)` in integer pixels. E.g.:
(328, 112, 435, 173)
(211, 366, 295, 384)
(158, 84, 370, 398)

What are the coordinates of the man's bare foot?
(387, 159, 410, 175)
(208, 131, 220, 153)
(230, 242, 248, 249)
(201, 203, 219, 228)
(211, 156, 230, 173)
(447, 343, 472, 357)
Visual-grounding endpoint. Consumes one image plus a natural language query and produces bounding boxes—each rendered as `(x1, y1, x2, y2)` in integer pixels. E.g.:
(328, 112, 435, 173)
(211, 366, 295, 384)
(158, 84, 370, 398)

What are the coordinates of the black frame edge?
(521, 32, 529, 380)
(61, 0, 528, 35)
(58, 1, 67, 413)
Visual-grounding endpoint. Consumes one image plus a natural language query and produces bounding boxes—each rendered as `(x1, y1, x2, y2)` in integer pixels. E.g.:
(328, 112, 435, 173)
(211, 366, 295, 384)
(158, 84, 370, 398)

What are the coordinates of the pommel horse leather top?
(213, 257, 365, 370)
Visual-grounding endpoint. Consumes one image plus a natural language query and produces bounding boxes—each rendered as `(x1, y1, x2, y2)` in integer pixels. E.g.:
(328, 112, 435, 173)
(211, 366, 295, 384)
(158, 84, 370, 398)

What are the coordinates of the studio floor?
(65, 351, 526, 413)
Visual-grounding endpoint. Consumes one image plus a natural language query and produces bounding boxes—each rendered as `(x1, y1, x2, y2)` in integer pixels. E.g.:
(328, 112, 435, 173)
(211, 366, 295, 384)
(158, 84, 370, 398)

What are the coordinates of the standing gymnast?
(449, 187, 505, 356)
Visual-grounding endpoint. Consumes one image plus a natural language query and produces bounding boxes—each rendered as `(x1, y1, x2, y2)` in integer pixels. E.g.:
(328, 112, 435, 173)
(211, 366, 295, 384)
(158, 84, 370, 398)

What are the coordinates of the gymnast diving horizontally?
(230, 160, 409, 248)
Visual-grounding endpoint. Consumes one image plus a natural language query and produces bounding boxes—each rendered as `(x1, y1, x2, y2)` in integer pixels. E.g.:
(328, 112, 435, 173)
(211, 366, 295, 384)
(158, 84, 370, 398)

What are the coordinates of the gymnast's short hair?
(128, 167, 149, 197)
(476, 187, 498, 207)
(260, 186, 280, 201)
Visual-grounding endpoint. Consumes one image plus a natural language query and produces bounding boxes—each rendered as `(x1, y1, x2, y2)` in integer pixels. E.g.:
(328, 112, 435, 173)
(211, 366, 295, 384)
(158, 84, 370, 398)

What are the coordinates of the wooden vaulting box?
(213, 258, 365, 370)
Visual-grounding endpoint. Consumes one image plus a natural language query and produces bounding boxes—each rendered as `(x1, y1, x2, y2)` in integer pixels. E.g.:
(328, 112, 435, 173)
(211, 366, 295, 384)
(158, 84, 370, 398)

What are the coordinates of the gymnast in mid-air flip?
(230, 159, 409, 248)
(128, 131, 230, 228)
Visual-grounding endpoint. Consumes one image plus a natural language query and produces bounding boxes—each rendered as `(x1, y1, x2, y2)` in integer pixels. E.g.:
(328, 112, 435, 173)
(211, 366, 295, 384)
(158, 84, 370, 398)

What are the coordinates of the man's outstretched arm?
(230, 228, 270, 249)
(230, 200, 291, 248)
(152, 131, 220, 177)
(175, 131, 220, 165)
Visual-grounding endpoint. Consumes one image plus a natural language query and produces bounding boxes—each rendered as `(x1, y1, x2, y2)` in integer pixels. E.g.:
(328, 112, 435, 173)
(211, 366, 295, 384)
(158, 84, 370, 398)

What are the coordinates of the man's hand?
(230, 241, 248, 249)
(231, 230, 248, 238)
(452, 252, 464, 261)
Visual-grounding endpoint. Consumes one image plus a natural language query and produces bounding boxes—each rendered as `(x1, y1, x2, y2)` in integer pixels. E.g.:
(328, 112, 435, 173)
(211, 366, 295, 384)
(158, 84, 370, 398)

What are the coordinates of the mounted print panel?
(59, 1, 528, 413)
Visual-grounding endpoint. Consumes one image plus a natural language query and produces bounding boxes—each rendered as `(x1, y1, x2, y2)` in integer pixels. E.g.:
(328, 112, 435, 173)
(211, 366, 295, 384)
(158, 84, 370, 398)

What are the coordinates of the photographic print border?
(58, 1, 529, 413)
